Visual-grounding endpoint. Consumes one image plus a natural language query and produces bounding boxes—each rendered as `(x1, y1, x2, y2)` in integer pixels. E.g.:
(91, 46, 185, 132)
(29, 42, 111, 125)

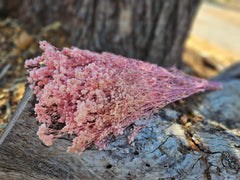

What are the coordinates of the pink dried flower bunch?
(25, 41, 221, 155)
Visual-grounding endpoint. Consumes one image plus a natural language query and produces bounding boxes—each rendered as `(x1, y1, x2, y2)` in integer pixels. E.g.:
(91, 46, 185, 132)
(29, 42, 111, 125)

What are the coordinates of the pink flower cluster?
(25, 41, 221, 155)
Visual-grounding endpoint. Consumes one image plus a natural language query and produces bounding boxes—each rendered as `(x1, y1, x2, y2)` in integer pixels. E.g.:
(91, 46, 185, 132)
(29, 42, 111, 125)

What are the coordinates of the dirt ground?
(0, 20, 69, 134)
(183, 1, 240, 78)
(0, 1, 240, 134)
(192, 1, 240, 54)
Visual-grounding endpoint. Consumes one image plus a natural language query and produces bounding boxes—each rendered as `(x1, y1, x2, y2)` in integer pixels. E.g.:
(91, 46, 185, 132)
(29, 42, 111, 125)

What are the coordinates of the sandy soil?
(183, 1, 240, 78)
(190, 1, 240, 57)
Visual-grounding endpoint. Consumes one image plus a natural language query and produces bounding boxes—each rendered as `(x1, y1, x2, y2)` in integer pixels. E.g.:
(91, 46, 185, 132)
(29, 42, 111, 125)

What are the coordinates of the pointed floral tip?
(25, 41, 221, 155)
(206, 81, 223, 91)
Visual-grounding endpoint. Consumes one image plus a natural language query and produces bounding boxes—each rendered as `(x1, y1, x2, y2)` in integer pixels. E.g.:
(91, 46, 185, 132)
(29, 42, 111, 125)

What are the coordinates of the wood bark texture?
(0, 64, 240, 179)
(0, 0, 200, 66)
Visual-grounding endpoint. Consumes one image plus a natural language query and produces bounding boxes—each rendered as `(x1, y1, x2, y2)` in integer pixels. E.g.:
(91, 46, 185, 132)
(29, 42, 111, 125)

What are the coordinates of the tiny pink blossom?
(37, 124, 54, 146)
(25, 41, 222, 155)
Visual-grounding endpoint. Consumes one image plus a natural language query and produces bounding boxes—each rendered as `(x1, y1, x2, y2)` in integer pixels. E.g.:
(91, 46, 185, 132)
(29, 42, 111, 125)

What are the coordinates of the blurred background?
(0, 0, 239, 134)
(183, 0, 240, 78)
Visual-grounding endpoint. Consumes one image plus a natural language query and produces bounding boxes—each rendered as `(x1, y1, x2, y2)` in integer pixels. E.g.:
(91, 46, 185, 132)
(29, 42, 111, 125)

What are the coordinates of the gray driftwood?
(0, 64, 240, 179)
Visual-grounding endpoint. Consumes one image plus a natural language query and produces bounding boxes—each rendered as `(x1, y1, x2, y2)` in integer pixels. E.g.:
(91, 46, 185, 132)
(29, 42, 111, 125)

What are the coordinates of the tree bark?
(0, 0, 200, 67)
(0, 64, 240, 179)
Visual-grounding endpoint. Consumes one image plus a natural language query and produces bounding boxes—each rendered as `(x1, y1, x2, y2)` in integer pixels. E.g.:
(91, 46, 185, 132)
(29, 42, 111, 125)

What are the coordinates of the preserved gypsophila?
(25, 41, 221, 155)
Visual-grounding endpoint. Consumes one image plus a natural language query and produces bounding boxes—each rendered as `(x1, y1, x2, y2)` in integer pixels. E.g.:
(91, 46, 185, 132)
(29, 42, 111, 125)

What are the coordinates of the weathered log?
(0, 64, 240, 179)
(0, 0, 200, 67)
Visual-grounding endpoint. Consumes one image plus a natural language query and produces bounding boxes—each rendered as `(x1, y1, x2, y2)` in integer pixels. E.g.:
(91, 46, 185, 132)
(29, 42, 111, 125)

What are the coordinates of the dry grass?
(0, 18, 69, 135)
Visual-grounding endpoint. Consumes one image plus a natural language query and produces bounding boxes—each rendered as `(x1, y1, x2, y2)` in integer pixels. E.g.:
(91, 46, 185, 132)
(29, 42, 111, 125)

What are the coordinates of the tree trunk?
(0, 0, 200, 66)
(1, 64, 240, 179)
